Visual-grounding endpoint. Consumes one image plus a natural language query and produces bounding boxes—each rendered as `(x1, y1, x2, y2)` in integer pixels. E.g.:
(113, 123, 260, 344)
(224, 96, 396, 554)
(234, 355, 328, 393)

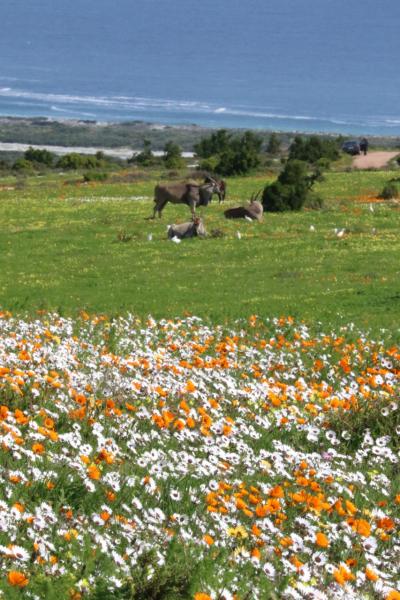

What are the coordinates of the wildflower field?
(0, 312, 399, 599)
(0, 167, 400, 598)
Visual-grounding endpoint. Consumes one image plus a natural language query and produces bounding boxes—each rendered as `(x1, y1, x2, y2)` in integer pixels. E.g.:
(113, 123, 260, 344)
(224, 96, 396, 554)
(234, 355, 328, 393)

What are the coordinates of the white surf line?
(0, 142, 195, 160)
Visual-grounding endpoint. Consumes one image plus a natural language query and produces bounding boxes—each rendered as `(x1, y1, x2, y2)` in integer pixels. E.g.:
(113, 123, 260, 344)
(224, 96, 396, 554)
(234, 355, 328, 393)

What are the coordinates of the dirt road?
(352, 151, 399, 169)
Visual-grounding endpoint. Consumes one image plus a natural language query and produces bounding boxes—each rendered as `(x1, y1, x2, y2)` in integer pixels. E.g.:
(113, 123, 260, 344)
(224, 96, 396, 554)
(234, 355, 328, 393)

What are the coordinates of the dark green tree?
(129, 139, 155, 166)
(194, 129, 232, 158)
(262, 159, 322, 212)
(195, 129, 262, 175)
(24, 146, 54, 166)
(288, 135, 339, 164)
(266, 132, 281, 155)
(163, 141, 185, 169)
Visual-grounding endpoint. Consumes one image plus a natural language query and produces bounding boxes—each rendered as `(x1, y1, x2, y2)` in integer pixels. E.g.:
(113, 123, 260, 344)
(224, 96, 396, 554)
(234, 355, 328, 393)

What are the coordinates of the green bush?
(288, 135, 340, 164)
(266, 132, 281, 155)
(194, 130, 262, 176)
(129, 139, 158, 167)
(12, 158, 35, 173)
(24, 146, 54, 166)
(163, 141, 185, 169)
(57, 152, 108, 170)
(83, 171, 108, 182)
(262, 159, 321, 212)
(193, 129, 232, 158)
(380, 182, 399, 199)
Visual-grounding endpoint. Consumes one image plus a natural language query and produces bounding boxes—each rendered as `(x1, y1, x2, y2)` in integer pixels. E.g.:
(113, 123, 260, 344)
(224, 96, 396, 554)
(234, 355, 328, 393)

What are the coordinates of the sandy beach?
(0, 141, 195, 159)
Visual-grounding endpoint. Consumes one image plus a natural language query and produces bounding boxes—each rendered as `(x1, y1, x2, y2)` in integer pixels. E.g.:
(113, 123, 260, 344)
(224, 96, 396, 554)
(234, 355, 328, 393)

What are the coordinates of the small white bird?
(171, 236, 181, 244)
(309, 225, 315, 232)
(336, 228, 346, 238)
(147, 233, 153, 241)
(236, 231, 242, 239)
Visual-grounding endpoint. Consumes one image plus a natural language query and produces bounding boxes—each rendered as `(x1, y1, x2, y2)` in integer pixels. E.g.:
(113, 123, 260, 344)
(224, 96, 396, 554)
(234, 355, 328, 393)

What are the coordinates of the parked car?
(342, 140, 361, 155)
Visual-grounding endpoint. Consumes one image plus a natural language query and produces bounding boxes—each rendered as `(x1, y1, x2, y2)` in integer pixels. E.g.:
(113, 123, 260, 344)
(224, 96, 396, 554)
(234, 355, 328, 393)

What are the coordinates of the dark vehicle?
(342, 140, 361, 155)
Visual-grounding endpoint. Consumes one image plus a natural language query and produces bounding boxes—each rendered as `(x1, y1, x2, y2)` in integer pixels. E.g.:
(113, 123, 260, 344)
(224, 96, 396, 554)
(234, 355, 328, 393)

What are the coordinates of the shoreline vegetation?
(0, 116, 399, 157)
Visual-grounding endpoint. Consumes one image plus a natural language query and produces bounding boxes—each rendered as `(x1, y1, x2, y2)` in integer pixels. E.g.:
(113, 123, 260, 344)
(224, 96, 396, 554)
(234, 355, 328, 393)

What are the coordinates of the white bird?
(309, 225, 315, 232)
(147, 233, 153, 241)
(336, 228, 346, 238)
(171, 236, 181, 244)
(236, 231, 242, 239)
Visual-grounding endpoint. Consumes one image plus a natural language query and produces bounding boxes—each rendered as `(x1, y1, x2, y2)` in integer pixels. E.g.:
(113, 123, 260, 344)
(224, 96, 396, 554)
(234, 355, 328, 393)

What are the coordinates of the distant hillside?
(0, 116, 398, 153)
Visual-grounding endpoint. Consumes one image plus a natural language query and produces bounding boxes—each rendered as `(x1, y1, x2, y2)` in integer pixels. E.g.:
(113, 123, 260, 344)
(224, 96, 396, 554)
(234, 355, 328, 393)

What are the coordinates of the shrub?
(266, 132, 281, 155)
(380, 182, 399, 199)
(288, 135, 340, 164)
(193, 129, 232, 158)
(56, 152, 109, 170)
(83, 171, 108, 182)
(12, 158, 35, 173)
(163, 141, 185, 169)
(194, 130, 262, 176)
(303, 191, 324, 210)
(24, 146, 54, 166)
(262, 159, 321, 212)
(129, 139, 158, 167)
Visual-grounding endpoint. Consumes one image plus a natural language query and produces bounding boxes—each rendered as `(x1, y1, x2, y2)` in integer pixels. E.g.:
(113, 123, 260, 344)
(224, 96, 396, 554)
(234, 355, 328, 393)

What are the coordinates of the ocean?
(0, 0, 399, 135)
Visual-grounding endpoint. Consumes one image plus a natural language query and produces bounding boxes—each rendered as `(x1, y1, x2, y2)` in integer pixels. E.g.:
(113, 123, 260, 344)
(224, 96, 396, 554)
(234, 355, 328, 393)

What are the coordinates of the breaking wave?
(0, 86, 400, 134)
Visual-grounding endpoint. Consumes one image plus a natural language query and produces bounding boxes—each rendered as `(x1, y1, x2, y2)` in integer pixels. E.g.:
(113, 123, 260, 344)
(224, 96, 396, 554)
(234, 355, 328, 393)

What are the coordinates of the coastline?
(0, 116, 398, 156)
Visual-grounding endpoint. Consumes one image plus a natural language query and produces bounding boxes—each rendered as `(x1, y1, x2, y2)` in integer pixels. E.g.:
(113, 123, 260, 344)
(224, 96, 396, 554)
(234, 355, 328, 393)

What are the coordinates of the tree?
(12, 158, 35, 173)
(196, 130, 262, 176)
(266, 133, 281, 155)
(163, 141, 185, 169)
(194, 129, 232, 158)
(262, 159, 322, 212)
(129, 139, 155, 166)
(24, 146, 54, 167)
(288, 135, 339, 164)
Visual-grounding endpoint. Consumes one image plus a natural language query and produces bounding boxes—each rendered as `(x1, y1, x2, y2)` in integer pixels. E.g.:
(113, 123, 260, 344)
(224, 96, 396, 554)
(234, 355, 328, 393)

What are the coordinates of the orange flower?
(348, 518, 371, 537)
(376, 517, 394, 531)
(194, 594, 212, 600)
(32, 442, 45, 454)
(7, 571, 29, 587)
(251, 547, 261, 560)
(386, 592, 400, 600)
(87, 464, 101, 480)
(203, 534, 214, 546)
(365, 567, 379, 582)
(333, 565, 354, 585)
(315, 532, 329, 548)
(186, 380, 196, 393)
(269, 485, 284, 498)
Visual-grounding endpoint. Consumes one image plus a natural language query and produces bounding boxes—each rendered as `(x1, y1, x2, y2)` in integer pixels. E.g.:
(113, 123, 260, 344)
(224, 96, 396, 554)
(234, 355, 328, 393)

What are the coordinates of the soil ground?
(352, 150, 399, 169)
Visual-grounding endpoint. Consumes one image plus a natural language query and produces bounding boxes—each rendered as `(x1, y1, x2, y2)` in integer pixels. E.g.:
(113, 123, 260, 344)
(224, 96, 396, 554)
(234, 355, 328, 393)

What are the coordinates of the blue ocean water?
(0, 0, 399, 135)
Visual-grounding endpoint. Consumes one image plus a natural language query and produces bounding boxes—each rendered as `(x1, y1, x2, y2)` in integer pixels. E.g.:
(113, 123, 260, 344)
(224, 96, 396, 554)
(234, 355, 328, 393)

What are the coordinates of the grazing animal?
(167, 216, 207, 240)
(224, 191, 263, 222)
(204, 176, 226, 203)
(150, 178, 223, 219)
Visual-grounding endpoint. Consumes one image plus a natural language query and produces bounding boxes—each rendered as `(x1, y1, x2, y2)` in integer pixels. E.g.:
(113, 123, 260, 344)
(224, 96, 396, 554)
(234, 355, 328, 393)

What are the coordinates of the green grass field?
(0, 167, 399, 332)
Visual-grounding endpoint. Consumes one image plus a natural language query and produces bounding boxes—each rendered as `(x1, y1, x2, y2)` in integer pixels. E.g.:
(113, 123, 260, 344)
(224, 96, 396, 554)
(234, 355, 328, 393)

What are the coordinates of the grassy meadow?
(0, 162, 400, 599)
(0, 166, 399, 332)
